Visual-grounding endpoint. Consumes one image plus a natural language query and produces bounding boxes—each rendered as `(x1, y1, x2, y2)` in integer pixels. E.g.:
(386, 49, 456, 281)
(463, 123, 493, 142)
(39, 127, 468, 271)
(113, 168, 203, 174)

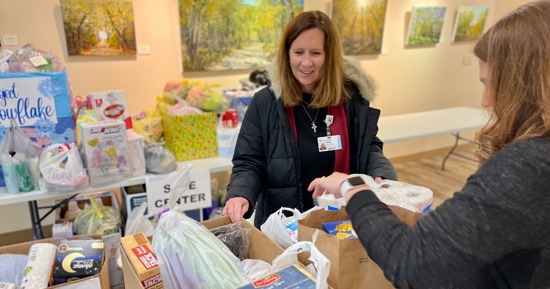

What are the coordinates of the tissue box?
(159, 110, 218, 161)
(78, 120, 131, 185)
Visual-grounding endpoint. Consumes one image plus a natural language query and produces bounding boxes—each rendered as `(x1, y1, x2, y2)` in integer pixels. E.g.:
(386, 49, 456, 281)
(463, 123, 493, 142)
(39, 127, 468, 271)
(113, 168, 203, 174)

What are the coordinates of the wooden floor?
(391, 144, 479, 208)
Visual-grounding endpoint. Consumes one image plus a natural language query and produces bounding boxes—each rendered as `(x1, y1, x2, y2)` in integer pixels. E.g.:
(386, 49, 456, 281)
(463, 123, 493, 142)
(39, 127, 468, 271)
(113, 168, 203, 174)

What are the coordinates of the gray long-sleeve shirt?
(347, 137, 550, 288)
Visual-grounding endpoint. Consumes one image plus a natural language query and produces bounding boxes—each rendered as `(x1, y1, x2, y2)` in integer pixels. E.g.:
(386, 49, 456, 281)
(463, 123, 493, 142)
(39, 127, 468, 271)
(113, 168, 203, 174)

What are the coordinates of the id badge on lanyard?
(318, 114, 342, 152)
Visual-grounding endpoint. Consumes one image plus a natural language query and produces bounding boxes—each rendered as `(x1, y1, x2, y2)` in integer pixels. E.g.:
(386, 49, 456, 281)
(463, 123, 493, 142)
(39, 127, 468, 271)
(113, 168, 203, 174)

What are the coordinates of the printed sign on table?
(146, 168, 211, 215)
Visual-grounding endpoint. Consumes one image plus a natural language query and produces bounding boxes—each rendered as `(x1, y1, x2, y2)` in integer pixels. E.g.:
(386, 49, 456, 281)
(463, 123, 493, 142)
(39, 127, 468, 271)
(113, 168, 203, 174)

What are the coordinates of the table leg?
(441, 132, 479, 170)
(28, 200, 44, 240)
(27, 194, 79, 240)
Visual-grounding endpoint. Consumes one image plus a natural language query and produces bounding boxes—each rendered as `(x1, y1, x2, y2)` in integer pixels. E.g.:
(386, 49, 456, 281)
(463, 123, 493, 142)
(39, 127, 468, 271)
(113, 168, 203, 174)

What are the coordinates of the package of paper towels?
(20, 243, 57, 289)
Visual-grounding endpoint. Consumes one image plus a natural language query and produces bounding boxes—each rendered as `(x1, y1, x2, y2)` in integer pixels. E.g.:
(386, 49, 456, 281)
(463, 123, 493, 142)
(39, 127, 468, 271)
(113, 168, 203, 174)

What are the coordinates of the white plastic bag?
(260, 207, 302, 249)
(124, 202, 155, 237)
(39, 142, 89, 192)
(152, 163, 249, 289)
(271, 241, 330, 289)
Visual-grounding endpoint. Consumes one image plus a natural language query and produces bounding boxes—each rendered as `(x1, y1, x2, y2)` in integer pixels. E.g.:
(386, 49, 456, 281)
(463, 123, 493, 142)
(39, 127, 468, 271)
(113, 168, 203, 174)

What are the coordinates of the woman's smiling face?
(289, 28, 326, 93)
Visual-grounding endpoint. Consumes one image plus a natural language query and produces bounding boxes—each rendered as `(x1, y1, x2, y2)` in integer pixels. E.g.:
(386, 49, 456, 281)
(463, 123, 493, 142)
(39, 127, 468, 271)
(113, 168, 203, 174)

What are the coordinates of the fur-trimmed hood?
(267, 55, 377, 101)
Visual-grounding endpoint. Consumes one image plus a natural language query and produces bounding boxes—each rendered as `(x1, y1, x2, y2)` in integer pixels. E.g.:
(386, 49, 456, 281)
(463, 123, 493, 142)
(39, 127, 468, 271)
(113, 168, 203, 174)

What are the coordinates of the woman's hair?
(276, 10, 349, 108)
(473, 0, 550, 164)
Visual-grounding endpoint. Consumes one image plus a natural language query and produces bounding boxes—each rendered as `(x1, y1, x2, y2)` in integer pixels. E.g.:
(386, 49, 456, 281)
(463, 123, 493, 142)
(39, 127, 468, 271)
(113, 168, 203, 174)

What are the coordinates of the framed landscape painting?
(179, 0, 304, 72)
(451, 6, 489, 42)
(61, 0, 137, 56)
(405, 6, 447, 46)
(331, 0, 389, 55)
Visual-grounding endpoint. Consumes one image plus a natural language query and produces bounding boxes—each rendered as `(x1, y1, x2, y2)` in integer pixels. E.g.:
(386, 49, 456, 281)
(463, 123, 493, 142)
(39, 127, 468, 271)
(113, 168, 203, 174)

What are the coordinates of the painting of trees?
(332, 0, 388, 55)
(179, 0, 303, 72)
(406, 6, 447, 46)
(61, 0, 136, 56)
(452, 6, 489, 42)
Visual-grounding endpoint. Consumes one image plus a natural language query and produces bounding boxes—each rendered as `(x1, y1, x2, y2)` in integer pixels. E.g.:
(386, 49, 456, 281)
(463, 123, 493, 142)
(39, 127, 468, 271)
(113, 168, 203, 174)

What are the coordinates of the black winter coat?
(226, 58, 397, 228)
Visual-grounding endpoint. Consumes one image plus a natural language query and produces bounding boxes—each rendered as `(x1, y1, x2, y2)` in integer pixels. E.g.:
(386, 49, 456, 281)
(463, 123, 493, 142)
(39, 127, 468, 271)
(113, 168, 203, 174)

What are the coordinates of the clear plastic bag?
(0, 122, 41, 193)
(0, 253, 28, 288)
(73, 196, 122, 236)
(144, 142, 177, 174)
(39, 143, 89, 193)
(210, 223, 251, 260)
(152, 163, 249, 289)
(124, 202, 154, 237)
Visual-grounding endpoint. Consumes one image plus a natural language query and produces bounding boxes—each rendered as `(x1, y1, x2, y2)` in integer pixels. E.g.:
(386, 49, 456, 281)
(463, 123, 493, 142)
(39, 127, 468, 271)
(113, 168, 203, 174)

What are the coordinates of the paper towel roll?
(20, 243, 57, 289)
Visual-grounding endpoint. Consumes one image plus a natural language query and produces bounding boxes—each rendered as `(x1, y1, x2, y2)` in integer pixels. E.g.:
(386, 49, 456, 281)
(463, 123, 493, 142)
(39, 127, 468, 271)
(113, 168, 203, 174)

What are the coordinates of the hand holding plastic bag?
(152, 163, 249, 289)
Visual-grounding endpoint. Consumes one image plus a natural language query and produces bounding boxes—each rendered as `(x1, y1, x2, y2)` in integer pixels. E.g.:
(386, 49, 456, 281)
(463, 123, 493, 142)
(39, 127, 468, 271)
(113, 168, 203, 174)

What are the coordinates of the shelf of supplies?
(0, 156, 234, 206)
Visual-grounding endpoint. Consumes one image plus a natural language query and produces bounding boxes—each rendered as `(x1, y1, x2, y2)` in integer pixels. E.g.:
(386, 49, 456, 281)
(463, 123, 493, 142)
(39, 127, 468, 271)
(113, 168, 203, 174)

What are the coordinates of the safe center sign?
(146, 168, 211, 215)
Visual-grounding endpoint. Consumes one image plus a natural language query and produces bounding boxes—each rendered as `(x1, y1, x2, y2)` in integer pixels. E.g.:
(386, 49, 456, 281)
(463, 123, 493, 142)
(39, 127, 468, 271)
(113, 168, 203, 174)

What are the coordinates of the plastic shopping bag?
(124, 202, 155, 237)
(39, 143, 89, 193)
(0, 122, 41, 193)
(73, 196, 122, 236)
(152, 163, 249, 289)
(271, 241, 330, 289)
(260, 207, 303, 249)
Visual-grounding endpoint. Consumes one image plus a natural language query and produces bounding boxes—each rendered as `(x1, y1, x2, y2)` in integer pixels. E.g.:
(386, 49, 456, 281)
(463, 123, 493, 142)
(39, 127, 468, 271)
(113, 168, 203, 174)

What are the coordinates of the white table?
(377, 106, 488, 169)
(0, 156, 233, 239)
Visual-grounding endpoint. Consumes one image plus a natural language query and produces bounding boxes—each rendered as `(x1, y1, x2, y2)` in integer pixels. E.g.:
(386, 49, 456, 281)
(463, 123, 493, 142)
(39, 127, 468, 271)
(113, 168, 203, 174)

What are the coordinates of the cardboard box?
(202, 216, 285, 264)
(121, 217, 285, 289)
(0, 237, 109, 289)
(159, 109, 218, 161)
(79, 120, 132, 186)
(120, 233, 163, 289)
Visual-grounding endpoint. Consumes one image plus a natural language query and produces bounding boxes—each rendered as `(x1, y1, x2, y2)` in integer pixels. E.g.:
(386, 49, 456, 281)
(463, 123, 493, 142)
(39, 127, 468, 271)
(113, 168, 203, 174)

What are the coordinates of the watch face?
(348, 176, 366, 186)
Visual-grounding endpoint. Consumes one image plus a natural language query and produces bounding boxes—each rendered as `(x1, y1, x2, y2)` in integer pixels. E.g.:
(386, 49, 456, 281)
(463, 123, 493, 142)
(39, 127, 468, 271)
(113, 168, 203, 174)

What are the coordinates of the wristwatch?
(339, 176, 367, 198)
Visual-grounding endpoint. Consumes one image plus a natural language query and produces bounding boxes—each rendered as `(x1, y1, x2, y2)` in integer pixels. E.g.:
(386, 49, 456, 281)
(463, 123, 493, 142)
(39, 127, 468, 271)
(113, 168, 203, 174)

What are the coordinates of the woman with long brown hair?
(309, 1, 550, 287)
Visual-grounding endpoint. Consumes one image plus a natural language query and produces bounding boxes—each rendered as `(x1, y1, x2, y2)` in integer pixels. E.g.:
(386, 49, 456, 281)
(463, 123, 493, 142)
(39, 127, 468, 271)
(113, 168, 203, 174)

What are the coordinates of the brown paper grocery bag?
(298, 206, 421, 289)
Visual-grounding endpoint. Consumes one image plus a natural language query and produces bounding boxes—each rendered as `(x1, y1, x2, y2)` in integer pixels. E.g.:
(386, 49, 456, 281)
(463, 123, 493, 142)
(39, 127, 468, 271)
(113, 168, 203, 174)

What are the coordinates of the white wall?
(0, 0, 531, 234)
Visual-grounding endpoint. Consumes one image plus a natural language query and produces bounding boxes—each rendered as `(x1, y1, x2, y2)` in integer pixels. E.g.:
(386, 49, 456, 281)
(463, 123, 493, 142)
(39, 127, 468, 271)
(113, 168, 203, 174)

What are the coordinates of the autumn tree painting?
(179, 0, 303, 72)
(61, 0, 137, 56)
(406, 6, 447, 46)
(332, 0, 388, 55)
(452, 6, 489, 42)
